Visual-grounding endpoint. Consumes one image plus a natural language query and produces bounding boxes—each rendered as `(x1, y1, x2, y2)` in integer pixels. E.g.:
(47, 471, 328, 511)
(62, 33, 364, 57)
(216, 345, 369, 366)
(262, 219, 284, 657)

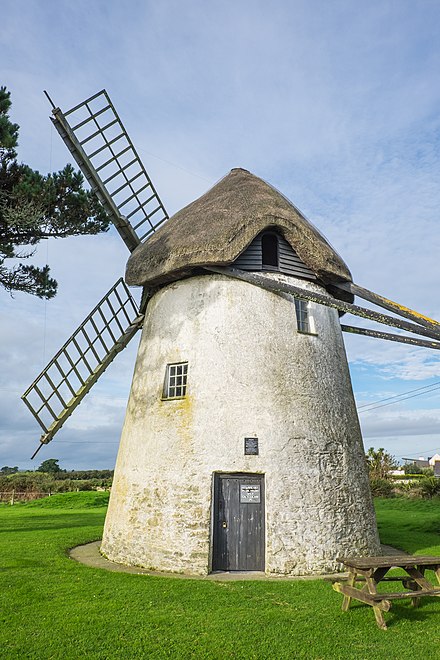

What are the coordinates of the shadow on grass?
(341, 596, 440, 629)
(386, 600, 440, 628)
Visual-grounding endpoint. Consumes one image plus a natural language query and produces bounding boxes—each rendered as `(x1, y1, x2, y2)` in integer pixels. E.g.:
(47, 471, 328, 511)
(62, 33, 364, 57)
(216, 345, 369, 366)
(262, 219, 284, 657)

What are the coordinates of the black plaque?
(244, 437, 259, 455)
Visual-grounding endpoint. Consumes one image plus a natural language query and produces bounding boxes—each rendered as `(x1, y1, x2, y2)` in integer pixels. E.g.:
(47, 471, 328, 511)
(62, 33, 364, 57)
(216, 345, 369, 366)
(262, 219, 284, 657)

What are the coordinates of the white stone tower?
(101, 168, 380, 575)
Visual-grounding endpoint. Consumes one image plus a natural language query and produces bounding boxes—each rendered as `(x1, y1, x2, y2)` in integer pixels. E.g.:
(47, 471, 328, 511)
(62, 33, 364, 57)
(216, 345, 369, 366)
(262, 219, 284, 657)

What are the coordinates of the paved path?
(69, 541, 406, 581)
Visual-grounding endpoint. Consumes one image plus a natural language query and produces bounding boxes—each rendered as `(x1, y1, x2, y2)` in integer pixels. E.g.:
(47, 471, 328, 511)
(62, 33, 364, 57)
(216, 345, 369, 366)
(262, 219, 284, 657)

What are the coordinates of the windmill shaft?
(207, 267, 440, 343)
(335, 281, 440, 336)
(50, 108, 140, 252)
(341, 324, 440, 350)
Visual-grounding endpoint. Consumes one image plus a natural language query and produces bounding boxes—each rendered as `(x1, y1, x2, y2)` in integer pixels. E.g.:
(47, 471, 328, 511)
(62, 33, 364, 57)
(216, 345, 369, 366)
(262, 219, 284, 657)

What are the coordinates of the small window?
(261, 233, 279, 268)
(163, 362, 188, 399)
(295, 299, 312, 334)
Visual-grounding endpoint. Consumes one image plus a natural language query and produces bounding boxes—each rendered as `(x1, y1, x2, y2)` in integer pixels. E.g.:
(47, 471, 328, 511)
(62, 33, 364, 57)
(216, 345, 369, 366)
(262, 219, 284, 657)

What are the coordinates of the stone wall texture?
(101, 273, 381, 575)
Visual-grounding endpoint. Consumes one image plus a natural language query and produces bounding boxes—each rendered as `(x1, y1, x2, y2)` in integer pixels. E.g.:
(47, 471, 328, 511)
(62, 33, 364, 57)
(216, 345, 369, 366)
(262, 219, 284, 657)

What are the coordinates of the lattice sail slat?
(22, 279, 143, 453)
(47, 89, 169, 252)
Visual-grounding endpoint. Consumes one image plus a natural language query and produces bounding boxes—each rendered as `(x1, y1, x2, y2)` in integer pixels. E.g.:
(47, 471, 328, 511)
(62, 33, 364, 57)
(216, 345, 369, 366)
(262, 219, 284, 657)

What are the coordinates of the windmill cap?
(126, 168, 352, 292)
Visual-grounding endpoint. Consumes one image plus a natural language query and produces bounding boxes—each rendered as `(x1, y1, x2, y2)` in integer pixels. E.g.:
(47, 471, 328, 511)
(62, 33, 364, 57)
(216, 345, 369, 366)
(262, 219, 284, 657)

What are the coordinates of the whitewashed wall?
(101, 273, 380, 575)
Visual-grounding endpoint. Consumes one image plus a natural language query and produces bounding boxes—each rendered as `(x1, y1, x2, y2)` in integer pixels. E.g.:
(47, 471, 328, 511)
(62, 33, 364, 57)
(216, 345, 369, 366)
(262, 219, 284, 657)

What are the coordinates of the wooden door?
(212, 473, 265, 571)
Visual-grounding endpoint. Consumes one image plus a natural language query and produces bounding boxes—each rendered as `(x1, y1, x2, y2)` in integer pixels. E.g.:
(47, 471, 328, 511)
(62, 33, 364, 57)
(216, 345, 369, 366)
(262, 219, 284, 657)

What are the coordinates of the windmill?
(22, 90, 440, 576)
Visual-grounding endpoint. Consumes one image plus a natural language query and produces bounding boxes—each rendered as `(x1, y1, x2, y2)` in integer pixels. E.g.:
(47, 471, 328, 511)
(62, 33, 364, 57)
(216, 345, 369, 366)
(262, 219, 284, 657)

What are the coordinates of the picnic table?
(332, 555, 440, 630)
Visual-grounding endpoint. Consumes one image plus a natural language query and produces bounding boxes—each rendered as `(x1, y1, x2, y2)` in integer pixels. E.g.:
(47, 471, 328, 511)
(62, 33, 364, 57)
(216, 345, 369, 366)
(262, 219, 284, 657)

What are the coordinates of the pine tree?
(0, 86, 110, 298)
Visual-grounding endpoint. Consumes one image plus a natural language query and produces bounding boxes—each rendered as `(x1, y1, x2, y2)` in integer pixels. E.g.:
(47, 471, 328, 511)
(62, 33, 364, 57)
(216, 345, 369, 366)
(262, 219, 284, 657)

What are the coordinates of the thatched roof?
(126, 168, 352, 291)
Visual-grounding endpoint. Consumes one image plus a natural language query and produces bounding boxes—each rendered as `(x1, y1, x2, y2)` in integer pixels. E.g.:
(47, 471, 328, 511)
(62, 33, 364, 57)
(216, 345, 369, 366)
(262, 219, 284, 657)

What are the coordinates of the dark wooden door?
(212, 473, 265, 571)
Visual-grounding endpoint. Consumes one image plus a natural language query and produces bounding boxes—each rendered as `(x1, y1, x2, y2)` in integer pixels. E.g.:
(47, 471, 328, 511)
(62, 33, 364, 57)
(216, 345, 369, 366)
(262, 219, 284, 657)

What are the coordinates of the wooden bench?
(332, 555, 440, 629)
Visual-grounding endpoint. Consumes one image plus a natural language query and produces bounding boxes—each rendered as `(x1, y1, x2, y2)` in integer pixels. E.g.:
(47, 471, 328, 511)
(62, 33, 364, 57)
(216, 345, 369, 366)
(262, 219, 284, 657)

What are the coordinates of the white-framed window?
(163, 362, 188, 399)
(295, 299, 314, 334)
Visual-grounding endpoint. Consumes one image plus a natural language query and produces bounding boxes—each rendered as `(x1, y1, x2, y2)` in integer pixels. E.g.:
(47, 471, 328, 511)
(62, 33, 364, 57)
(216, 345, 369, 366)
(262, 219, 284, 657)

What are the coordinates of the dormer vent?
(234, 230, 317, 281)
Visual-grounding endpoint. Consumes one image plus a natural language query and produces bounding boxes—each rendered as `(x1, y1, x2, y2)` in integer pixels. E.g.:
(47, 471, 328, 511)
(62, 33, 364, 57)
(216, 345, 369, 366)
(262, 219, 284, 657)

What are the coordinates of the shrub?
(403, 462, 423, 474)
(370, 478, 394, 497)
(393, 479, 421, 498)
(0, 472, 54, 493)
(78, 482, 93, 491)
(418, 477, 440, 499)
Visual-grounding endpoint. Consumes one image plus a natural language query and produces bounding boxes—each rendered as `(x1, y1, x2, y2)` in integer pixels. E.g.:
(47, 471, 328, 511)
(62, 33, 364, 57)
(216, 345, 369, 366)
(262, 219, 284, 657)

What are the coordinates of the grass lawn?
(1, 494, 440, 659)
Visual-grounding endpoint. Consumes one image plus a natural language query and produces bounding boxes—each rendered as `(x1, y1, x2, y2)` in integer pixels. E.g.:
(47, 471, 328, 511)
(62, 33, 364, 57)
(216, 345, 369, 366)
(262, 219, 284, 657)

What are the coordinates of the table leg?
(366, 575, 387, 630)
(411, 567, 426, 608)
(406, 566, 434, 591)
(342, 569, 356, 611)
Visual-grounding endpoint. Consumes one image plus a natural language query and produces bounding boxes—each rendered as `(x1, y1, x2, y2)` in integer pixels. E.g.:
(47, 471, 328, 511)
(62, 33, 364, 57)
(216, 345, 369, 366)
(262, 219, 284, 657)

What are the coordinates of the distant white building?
(402, 453, 440, 474)
(429, 453, 440, 466)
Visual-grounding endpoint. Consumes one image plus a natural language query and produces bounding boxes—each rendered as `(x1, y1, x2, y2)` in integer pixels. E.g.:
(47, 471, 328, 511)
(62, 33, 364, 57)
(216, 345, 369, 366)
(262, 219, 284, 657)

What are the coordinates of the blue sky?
(1, 0, 440, 469)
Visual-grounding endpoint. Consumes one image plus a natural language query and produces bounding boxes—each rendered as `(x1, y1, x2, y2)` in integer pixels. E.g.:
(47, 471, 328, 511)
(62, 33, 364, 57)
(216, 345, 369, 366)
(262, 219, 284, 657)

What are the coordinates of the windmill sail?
(22, 279, 143, 456)
(45, 89, 169, 252)
(334, 281, 440, 335)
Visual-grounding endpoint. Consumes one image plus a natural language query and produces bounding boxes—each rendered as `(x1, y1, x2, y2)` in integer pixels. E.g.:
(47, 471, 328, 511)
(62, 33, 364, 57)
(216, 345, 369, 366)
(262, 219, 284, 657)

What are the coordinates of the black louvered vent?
(233, 231, 316, 280)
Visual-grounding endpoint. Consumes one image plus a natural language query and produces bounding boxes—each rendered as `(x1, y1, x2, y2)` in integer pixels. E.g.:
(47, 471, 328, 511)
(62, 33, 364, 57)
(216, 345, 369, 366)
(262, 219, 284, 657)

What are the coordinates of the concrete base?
(69, 540, 406, 581)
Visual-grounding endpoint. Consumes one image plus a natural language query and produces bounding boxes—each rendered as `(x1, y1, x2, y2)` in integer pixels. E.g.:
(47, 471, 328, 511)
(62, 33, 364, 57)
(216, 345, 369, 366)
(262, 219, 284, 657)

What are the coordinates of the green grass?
(375, 497, 440, 555)
(22, 490, 110, 509)
(1, 495, 440, 659)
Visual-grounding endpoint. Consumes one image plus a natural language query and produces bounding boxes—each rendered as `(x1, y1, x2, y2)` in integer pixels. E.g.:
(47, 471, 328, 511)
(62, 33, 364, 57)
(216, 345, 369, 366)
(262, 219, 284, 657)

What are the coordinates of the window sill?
(297, 330, 318, 336)
(161, 396, 187, 401)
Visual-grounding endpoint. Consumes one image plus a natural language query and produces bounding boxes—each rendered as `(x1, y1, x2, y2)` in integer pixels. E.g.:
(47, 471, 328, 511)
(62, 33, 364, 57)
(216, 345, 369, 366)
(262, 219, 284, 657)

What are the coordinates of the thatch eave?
(126, 169, 353, 298)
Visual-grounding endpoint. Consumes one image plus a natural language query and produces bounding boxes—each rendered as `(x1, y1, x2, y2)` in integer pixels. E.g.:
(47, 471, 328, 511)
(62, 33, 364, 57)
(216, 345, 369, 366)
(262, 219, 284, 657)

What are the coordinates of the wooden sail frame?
(45, 89, 169, 252)
(22, 279, 143, 457)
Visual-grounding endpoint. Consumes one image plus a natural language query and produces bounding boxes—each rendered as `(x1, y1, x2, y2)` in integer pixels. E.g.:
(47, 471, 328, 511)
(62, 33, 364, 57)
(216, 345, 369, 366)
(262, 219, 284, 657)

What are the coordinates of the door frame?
(210, 472, 265, 572)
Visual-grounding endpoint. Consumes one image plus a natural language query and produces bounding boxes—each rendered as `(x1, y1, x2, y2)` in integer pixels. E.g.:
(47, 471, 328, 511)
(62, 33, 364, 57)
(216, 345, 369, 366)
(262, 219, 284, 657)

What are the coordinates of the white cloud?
(347, 339, 440, 381)
(359, 407, 440, 461)
(361, 408, 440, 438)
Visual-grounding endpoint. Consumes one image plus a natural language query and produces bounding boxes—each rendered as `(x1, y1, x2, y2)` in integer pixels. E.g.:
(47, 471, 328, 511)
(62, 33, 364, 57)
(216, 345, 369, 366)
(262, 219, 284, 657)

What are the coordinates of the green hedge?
(0, 472, 112, 493)
(390, 474, 423, 481)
